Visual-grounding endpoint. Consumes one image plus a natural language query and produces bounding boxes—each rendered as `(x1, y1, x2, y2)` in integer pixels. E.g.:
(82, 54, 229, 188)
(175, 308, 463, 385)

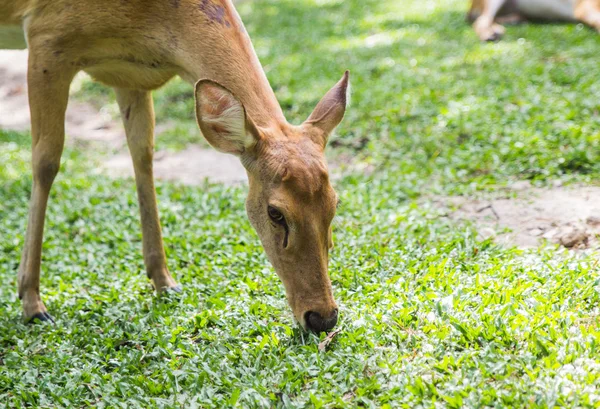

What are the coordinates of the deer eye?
(268, 206, 286, 224)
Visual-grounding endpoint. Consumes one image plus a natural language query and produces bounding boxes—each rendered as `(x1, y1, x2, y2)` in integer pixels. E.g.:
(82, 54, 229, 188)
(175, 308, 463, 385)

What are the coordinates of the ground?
(0, 50, 248, 185)
(435, 182, 600, 248)
(2, 0, 600, 408)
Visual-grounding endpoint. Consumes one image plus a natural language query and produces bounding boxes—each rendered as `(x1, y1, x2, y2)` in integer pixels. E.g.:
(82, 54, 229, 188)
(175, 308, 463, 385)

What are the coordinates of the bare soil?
(0, 50, 126, 147)
(435, 181, 600, 249)
(0, 50, 247, 184)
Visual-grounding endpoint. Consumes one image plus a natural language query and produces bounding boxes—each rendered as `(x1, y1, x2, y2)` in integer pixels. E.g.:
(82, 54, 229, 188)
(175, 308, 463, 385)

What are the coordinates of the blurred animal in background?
(467, 0, 600, 41)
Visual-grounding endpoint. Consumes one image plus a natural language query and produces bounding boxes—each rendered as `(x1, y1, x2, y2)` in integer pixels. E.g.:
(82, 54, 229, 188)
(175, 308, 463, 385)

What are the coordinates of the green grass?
(3, 0, 600, 407)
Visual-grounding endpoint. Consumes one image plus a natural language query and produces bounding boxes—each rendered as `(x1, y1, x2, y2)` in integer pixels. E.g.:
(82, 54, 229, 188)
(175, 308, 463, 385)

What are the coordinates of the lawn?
(2, 0, 600, 407)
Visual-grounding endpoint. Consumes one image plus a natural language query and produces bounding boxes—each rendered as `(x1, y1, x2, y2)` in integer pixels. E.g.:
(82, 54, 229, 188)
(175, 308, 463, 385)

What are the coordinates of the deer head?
(195, 72, 349, 332)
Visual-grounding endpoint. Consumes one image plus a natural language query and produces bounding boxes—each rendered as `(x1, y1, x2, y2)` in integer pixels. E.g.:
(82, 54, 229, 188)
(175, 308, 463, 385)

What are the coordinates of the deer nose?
(305, 309, 338, 333)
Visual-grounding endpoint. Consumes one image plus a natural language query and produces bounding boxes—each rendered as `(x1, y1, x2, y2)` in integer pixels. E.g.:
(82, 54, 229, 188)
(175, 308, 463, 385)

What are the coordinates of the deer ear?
(304, 71, 349, 147)
(195, 79, 260, 156)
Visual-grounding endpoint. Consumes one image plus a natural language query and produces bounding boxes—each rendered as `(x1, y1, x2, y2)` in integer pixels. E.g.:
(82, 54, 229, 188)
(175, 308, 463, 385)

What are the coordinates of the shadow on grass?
(238, 0, 600, 182)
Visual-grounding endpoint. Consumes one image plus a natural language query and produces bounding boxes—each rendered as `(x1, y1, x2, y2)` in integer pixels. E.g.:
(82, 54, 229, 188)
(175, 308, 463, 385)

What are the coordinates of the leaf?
(229, 388, 241, 406)
(451, 321, 471, 341)
(318, 329, 342, 352)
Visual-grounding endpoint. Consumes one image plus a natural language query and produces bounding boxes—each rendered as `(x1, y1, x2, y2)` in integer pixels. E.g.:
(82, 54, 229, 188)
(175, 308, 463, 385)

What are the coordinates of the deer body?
(515, 0, 577, 20)
(1, 0, 348, 332)
(468, 0, 600, 41)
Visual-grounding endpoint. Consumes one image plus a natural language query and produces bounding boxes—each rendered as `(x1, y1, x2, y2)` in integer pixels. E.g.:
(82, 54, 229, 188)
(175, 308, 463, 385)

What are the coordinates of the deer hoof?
(26, 311, 55, 324)
(168, 285, 182, 293)
(157, 284, 182, 295)
(480, 24, 505, 42)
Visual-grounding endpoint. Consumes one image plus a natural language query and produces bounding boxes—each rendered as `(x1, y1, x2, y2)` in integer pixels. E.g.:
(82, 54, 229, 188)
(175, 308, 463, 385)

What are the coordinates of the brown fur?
(468, 0, 600, 41)
(4, 0, 348, 331)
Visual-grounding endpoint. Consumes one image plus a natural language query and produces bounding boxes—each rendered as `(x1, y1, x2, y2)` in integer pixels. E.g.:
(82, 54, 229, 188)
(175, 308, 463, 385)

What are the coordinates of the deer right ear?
(195, 80, 260, 156)
(303, 71, 349, 148)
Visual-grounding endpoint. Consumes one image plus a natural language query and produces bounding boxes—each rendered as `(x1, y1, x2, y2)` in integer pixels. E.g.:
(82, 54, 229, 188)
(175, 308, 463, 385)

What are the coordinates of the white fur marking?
(345, 82, 352, 108)
(201, 94, 254, 150)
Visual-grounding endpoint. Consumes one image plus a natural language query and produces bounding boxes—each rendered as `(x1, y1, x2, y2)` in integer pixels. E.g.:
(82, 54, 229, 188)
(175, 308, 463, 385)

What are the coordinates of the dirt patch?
(435, 181, 600, 249)
(104, 146, 246, 184)
(0, 50, 126, 148)
(0, 50, 247, 184)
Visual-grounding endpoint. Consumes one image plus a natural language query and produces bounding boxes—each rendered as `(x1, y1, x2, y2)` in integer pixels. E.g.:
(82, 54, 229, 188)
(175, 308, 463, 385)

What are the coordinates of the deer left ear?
(195, 79, 260, 156)
(304, 71, 349, 147)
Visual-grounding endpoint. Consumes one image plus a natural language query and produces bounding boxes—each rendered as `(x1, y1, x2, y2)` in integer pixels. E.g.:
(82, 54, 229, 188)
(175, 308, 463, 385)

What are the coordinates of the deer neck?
(177, 1, 286, 129)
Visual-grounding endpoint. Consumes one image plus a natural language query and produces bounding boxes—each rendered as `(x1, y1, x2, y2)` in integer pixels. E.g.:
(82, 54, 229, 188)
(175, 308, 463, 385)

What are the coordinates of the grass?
(2, 0, 600, 407)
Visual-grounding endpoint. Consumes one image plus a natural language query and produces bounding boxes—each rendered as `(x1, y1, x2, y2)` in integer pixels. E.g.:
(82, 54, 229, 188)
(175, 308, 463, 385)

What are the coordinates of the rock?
(586, 216, 600, 226)
(559, 228, 588, 248)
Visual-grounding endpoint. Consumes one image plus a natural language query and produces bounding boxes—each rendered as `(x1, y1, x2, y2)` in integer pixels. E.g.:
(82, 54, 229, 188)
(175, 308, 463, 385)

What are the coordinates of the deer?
(468, 0, 600, 41)
(0, 0, 349, 333)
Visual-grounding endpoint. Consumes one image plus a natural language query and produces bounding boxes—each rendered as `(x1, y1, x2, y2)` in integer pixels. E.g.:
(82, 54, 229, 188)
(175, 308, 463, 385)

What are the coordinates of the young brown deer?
(468, 0, 600, 41)
(1, 0, 348, 332)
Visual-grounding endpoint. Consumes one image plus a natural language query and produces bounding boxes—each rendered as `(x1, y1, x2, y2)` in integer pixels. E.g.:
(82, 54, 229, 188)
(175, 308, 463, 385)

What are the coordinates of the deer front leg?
(18, 52, 76, 322)
(474, 0, 508, 41)
(114, 88, 179, 293)
(575, 0, 600, 31)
